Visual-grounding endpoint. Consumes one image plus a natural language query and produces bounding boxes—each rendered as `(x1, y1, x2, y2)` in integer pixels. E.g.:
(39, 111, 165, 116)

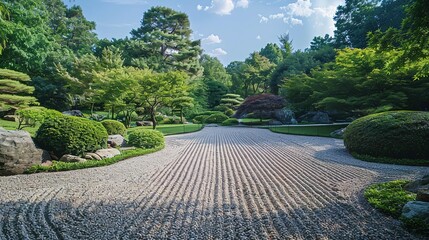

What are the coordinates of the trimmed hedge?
(128, 129, 165, 149)
(101, 120, 127, 136)
(205, 113, 229, 124)
(193, 115, 209, 124)
(221, 118, 239, 126)
(35, 116, 108, 157)
(344, 111, 429, 160)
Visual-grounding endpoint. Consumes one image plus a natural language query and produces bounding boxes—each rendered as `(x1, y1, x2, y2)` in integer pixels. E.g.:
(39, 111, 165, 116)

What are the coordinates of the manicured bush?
(128, 129, 165, 149)
(344, 111, 429, 160)
(225, 108, 235, 117)
(193, 115, 209, 124)
(35, 116, 108, 157)
(101, 120, 127, 136)
(205, 113, 229, 124)
(221, 118, 239, 126)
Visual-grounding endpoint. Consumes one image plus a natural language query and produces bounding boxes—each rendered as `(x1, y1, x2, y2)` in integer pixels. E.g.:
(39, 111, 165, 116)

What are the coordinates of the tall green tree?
(171, 96, 194, 123)
(260, 43, 283, 65)
(130, 6, 202, 76)
(241, 52, 275, 96)
(138, 71, 188, 129)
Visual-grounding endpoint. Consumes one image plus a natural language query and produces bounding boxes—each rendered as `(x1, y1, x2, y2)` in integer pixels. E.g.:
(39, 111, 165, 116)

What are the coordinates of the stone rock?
(330, 128, 346, 138)
(108, 135, 126, 148)
(417, 190, 429, 202)
(404, 175, 429, 193)
(95, 148, 121, 159)
(274, 108, 295, 124)
(298, 111, 331, 124)
(3, 115, 17, 122)
(59, 154, 87, 163)
(268, 120, 283, 125)
(401, 201, 429, 224)
(136, 121, 153, 126)
(0, 128, 43, 175)
(205, 124, 219, 127)
(62, 110, 84, 117)
(84, 152, 102, 161)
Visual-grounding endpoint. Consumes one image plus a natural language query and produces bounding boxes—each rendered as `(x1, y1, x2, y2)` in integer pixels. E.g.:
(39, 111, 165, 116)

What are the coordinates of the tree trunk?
(151, 108, 157, 130)
(180, 108, 183, 123)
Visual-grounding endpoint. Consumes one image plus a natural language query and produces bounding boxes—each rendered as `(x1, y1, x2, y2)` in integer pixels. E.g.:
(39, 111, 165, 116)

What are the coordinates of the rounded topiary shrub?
(35, 116, 108, 157)
(193, 115, 209, 124)
(101, 120, 127, 136)
(344, 111, 429, 160)
(221, 118, 239, 126)
(128, 129, 165, 149)
(205, 113, 229, 124)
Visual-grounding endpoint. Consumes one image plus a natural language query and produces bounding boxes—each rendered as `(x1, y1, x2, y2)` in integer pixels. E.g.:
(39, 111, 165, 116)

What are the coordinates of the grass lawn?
(269, 123, 349, 138)
(127, 124, 204, 136)
(0, 119, 39, 136)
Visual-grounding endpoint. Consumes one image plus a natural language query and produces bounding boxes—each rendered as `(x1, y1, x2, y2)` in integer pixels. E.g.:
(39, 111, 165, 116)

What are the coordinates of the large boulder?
(401, 201, 429, 224)
(59, 154, 87, 163)
(299, 111, 331, 124)
(136, 121, 153, 127)
(274, 108, 296, 124)
(0, 128, 42, 175)
(3, 115, 17, 122)
(95, 148, 121, 159)
(62, 110, 84, 117)
(108, 135, 126, 148)
(404, 175, 429, 193)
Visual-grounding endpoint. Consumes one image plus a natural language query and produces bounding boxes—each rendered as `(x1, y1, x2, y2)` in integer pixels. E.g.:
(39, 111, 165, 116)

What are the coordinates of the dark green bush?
(35, 116, 108, 157)
(221, 118, 239, 126)
(193, 115, 209, 124)
(128, 129, 165, 149)
(344, 111, 429, 160)
(101, 120, 127, 136)
(225, 108, 235, 117)
(205, 113, 229, 124)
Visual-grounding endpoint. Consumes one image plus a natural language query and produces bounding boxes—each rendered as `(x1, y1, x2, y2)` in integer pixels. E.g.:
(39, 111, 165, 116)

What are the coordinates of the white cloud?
(197, 5, 203, 11)
(269, 13, 284, 19)
(256, 35, 261, 40)
(236, 0, 249, 8)
(210, 0, 235, 15)
(102, 0, 147, 5)
(202, 34, 222, 45)
(209, 48, 228, 56)
(281, 0, 314, 17)
(258, 14, 269, 23)
(290, 17, 303, 25)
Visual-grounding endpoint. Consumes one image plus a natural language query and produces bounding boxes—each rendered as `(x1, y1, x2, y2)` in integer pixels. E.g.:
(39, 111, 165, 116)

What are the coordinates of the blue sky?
(66, 0, 344, 65)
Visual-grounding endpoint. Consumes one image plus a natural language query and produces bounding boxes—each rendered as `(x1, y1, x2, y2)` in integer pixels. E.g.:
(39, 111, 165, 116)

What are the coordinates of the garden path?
(0, 127, 427, 239)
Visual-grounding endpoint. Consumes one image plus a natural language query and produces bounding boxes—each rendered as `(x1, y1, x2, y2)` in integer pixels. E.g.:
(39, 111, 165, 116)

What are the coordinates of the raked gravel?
(0, 127, 428, 239)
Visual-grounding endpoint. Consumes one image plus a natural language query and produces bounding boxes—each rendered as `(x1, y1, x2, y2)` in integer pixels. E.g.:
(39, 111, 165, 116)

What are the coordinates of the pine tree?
(0, 69, 38, 112)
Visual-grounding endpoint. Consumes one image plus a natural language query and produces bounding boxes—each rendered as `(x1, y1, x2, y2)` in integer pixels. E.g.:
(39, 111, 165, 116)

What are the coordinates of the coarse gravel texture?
(0, 127, 428, 239)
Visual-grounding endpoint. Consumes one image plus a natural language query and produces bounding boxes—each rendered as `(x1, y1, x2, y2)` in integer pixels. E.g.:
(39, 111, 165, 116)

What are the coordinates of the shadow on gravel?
(0, 197, 421, 240)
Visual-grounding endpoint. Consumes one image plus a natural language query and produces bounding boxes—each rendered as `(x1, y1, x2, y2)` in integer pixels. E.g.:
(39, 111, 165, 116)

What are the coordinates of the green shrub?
(205, 113, 229, 124)
(35, 116, 108, 157)
(193, 115, 209, 124)
(128, 129, 165, 149)
(364, 180, 416, 218)
(225, 108, 235, 116)
(101, 120, 127, 136)
(344, 111, 429, 161)
(221, 118, 239, 126)
(190, 111, 223, 119)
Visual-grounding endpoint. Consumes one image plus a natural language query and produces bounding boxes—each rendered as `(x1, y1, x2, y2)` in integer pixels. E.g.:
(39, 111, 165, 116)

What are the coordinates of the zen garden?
(0, 0, 428, 239)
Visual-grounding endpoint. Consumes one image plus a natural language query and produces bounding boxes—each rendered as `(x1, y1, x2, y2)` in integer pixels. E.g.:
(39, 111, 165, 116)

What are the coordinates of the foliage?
(128, 129, 165, 149)
(129, 6, 202, 75)
(139, 71, 188, 129)
(26, 146, 164, 174)
(260, 43, 284, 65)
(171, 96, 194, 123)
(270, 124, 349, 138)
(16, 107, 62, 130)
(240, 52, 275, 96)
(364, 180, 415, 218)
(204, 113, 229, 124)
(101, 120, 127, 136)
(193, 115, 210, 124)
(0, 68, 38, 112)
(235, 94, 286, 119)
(221, 118, 239, 126)
(35, 116, 108, 157)
(344, 111, 429, 161)
(128, 124, 203, 136)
